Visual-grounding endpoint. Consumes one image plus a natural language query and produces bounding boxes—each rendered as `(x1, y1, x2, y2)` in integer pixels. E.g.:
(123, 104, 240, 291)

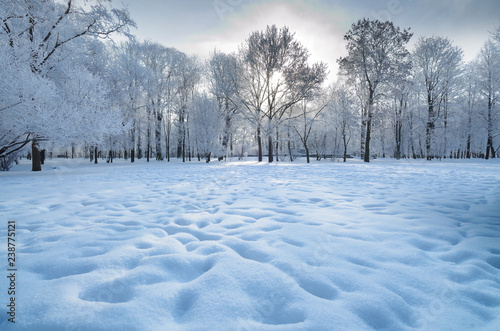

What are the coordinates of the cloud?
(177, 0, 350, 77)
(119, 0, 500, 73)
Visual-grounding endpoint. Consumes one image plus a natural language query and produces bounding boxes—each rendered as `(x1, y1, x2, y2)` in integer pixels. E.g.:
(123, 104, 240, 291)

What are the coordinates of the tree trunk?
(182, 135, 186, 162)
(305, 144, 310, 164)
(257, 127, 263, 162)
(155, 109, 162, 161)
(364, 92, 374, 163)
(443, 94, 449, 159)
(466, 135, 471, 159)
(360, 118, 366, 161)
(360, 102, 367, 161)
(94, 147, 98, 164)
(343, 134, 348, 163)
(137, 120, 142, 159)
(166, 124, 171, 162)
(274, 127, 279, 162)
(40, 149, 46, 165)
(146, 123, 151, 162)
(426, 94, 435, 161)
(32, 140, 41, 172)
(395, 113, 402, 160)
(485, 96, 495, 159)
(364, 118, 371, 162)
(486, 135, 495, 159)
(268, 135, 273, 163)
(222, 114, 231, 157)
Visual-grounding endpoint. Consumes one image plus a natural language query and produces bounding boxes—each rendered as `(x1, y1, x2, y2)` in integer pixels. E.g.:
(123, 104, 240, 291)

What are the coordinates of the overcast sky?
(116, 0, 500, 76)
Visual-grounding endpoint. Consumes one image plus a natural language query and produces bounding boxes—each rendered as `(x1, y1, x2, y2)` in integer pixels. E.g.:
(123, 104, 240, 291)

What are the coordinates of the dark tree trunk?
(364, 91, 374, 163)
(395, 114, 402, 160)
(131, 149, 135, 163)
(343, 135, 348, 163)
(156, 109, 162, 161)
(426, 94, 435, 161)
(257, 127, 263, 162)
(147, 141, 150, 162)
(182, 137, 186, 162)
(486, 135, 495, 159)
(94, 147, 98, 164)
(166, 130, 171, 162)
(32, 140, 41, 171)
(222, 114, 231, 158)
(305, 144, 310, 164)
(485, 96, 495, 159)
(268, 135, 273, 163)
(364, 118, 371, 162)
(360, 118, 366, 161)
(360, 103, 367, 161)
(40, 149, 46, 165)
(466, 135, 471, 159)
(275, 129, 279, 162)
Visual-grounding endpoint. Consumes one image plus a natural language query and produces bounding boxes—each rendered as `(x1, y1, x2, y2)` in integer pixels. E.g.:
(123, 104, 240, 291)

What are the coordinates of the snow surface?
(1, 158, 500, 330)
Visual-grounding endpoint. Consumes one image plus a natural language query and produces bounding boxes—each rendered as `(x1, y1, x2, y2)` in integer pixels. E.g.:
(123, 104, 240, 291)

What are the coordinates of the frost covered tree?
(190, 93, 223, 162)
(475, 39, 500, 159)
(459, 62, 481, 158)
(291, 91, 329, 163)
(330, 83, 359, 162)
(140, 42, 184, 161)
(239, 25, 327, 162)
(175, 54, 201, 162)
(412, 36, 463, 160)
(338, 19, 412, 162)
(108, 41, 149, 163)
(0, 0, 134, 170)
(208, 50, 241, 159)
(388, 72, 413, 159)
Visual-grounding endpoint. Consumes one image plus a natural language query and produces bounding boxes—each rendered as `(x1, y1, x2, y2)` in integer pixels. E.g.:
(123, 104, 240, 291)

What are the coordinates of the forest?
(1, 0, 499, 171)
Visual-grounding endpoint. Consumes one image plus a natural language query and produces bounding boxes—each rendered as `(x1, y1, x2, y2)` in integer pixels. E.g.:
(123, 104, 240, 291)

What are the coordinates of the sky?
(116, 0, 500, 77)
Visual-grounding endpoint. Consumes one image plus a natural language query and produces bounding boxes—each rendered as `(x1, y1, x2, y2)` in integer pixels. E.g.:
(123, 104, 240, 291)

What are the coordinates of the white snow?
(1, 158, 500, 330)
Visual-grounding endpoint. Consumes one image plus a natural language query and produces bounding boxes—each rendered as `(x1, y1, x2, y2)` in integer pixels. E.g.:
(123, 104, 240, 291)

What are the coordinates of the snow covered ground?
(1, 158, 500, 330)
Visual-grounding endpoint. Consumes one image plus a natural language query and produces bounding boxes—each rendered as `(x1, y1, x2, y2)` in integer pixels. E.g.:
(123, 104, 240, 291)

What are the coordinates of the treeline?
(0, 1, 498, 171)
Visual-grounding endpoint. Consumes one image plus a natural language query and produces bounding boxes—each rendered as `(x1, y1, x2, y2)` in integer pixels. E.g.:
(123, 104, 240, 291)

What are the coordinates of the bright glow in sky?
(116, 0, 500, 77)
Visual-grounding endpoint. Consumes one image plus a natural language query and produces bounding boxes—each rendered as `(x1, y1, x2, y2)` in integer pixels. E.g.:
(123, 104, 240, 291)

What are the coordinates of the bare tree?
(413, 36, 463, 160)
(338, 19, 412, 162)
(190, 93, 223, 162)
(331, 83, 359, 162)
(389, 73, 413, 159)
(239, 25, 327, 162)
(291, 91, 329, 163)
(208, 50, 241, 159)
(175, 55, 200, 162)
(475, 39, 500, 159)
